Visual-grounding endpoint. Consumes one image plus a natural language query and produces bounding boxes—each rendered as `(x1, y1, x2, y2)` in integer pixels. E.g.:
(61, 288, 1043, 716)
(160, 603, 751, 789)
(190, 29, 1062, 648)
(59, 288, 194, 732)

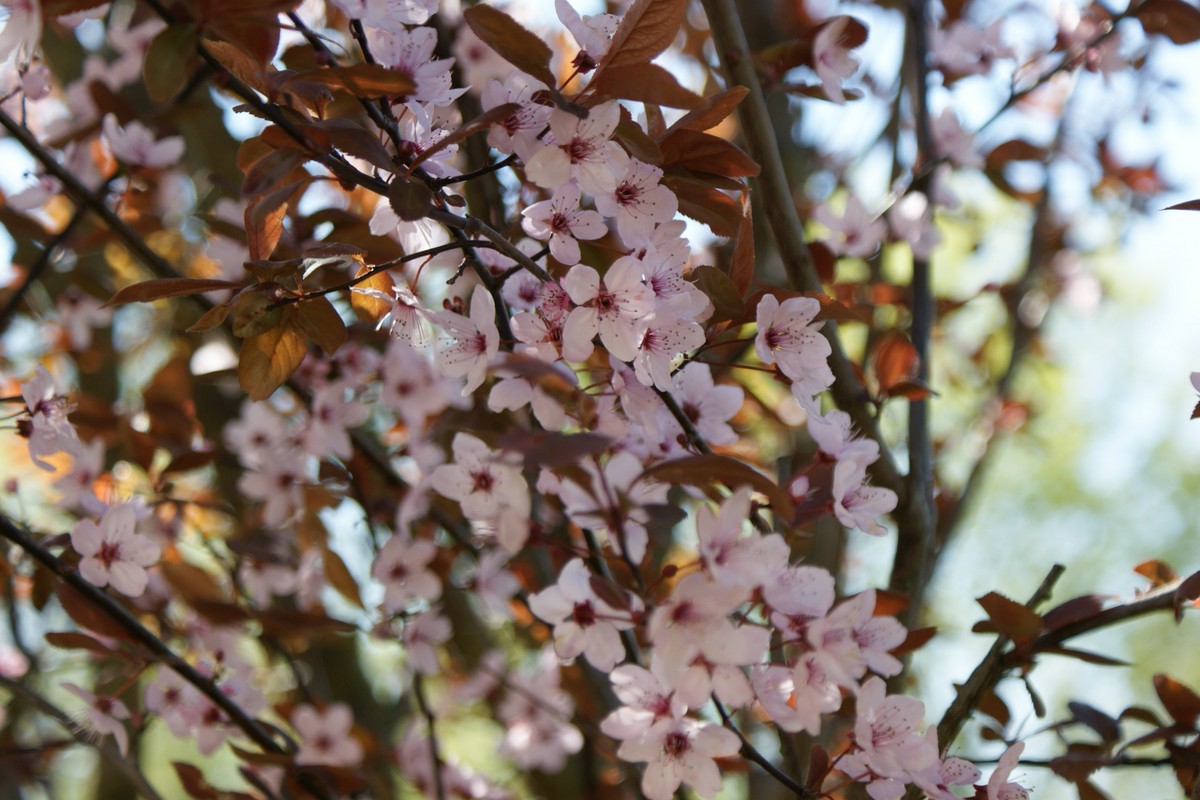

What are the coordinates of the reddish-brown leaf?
(590, 63, 703, 109)
(660, 129, 761, 178)
(1165, 198, 1200, 211)
(872, 331, 919, 394)
(667, 86, 750, 135)
(1041, 594, 1107, 632)
(664, 176, 741, 237)
(44, 631, 118, 656)
(601, 0, 687, 70)
(1154, 674, 1200, 728)
(1041, 646, 1130, 667)
(54, 582, 136, 642)
(640, 454, 795, 520)
(730, 196, 755, 297)
(1137, 0, 1200, 44)
(1069, 701, 1122, 743)
(1135, 558, 1178, 587)
(892, 625, 937, 655)
(615, 107, 664, 164)
(688, 265, 745, 325)
(323, 548, 364, 609)
(975, 591, 1044, 645)
(238, 311, 308, 400)
(1175, 570, 1200, 622)
(463, 5, 556, 88)
(498, 431, 612, 469)
(202, 38, 270, 94)
(387, 176, 435, 222)
(159, 561, 227, 606)
(293, 63, 414, 98)
(103, 278, 244, 308)
(294, 296, 347, 356)
(806, 744, 830, 791)
(245, 188, 291, 262)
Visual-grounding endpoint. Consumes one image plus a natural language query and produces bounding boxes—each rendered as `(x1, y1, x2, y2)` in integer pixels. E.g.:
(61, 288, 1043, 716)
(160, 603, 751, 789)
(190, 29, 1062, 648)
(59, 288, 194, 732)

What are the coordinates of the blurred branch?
(0, 515, 338, 800)
(0, 675, 166, 800)
(412, 675, 446, 800)
(889, 0, 938, 632)
(932, 564, 1064, 757)
(0, 205, 89, 336)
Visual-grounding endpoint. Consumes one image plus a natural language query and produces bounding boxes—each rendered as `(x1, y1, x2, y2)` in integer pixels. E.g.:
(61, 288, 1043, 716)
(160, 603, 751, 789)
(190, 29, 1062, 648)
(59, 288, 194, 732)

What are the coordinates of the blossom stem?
(713, 697, 816, 799)
(413, 674, 447, 800)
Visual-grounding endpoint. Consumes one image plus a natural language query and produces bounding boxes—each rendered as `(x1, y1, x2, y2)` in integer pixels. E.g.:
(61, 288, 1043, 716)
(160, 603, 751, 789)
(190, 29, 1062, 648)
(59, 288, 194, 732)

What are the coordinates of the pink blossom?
(373, 534, 441, 613)
(430, 432, 527, 521)
(696, 488, 790, 589)
(525, 101, 630, 197)
(528, 557, 639, 671)
(616, 717, 741, 800)
(483, 72, 552, 161)
(435, 286, 500, 396)
(595, 159, 679, 245)
(368, 26, 462, 107)
(988, 742, 1031, 800)
(754, 294, 833, 403)
(600, 662, 687, 741)
(669, 362, 743, 446)
(294, 704, 364, 767)
(561, 258, 655, 363)
(521, 181, 607, 265)
(840, 677, 938, 797)
(633, 299, 706, 391)
(648, 574, 769, 676)
(498, 648, 584, 772)
(813, 194, 887, 259)
(556, 0, 618, 66)
(833, 457, 898, 536)
(327, 0, 438, 32)
(70, 502, 161, 597)
(61, 682, 130, 755)
(403, 609, 452, 674)
(20, 365, 79, 471)
(813, 17, 861, 103)
(101, 114, 184, 168)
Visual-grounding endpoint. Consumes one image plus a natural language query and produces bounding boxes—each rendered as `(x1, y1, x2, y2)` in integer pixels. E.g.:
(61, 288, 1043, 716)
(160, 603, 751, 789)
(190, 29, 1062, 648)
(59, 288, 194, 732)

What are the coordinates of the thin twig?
(412, 675, 446, 800)
(714, 697, 816, 799)
(0, 205, 90, 336)
(933, 564, 1065, 752)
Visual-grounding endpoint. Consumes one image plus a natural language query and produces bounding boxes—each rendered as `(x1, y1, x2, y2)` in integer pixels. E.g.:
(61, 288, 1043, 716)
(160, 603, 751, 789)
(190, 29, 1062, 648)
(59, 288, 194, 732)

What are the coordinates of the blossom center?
(663, 730, 691, 757)
(571, 600, 597, 627)
(97, 540, 123, 568)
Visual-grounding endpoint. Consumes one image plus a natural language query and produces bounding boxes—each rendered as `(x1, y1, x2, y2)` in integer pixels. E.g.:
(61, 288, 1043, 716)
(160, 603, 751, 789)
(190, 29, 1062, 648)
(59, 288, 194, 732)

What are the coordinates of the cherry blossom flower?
(236, 556, 297, 607)
(556, 451, 666, 563)
(670, 362, 743, 446)
(403, 609, 452, 674)
(293, 704, 364, 767)
(930, 109, 983, 169)
(617, 717, 741, 800)
(70, 502, 161, 597)
(813, 17, 861, 103)
(839, 677, 938, 798)
(556, 0, 618, 68)
(600, 662, 687, 741)
(832, 457, 898, 536)
(470, 549, 520, 618)
(368, 26, 462, 107)
(988, 742, 1031, 800)
(483, 72, 552, 162)
(435, 286, 500, 396)
(888, 191, 940, 260)
(807, 589, 906, 684)
(53, 436, 105, 514)
(20, 365, 80, 471)
(521, 182, 607, 265)
(360, 282, 435, 348)
(327, 0, 438, 32)
(751, 657, 841, 734)
(696, 488, 789, 589)
(101, 114, 184, 168)
(373, 533, 441, 613)
(143, 666, 202, 739)
(595, 159, 679, 245)
(808, 408, 880, 465)
(498, 648, 584, 772)
(648, 573, 770, 676)
(55, 288, 112, 350)
(632, 298, 706, 391)
(379, 339, 453, 429)
(62, 682, 130, 755)
(754, 294, 833, 403)
(0, 0, 41, 70)
(910, 729, 982, 800)
(301, 380, 368, 460)
(561, 258, 656, 363)
(813, 194, 888, 259)
(237, 448, 308, 529)
(224, 401, 290, 468)
(430, 432, 527, 522)
(525, 101, 630, 197)
(528, 557, 640, 671)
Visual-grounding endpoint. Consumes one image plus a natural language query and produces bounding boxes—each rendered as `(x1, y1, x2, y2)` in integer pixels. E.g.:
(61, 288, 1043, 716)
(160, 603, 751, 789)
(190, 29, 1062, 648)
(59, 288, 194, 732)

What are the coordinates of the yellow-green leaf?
(238, 312, 307, 400)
